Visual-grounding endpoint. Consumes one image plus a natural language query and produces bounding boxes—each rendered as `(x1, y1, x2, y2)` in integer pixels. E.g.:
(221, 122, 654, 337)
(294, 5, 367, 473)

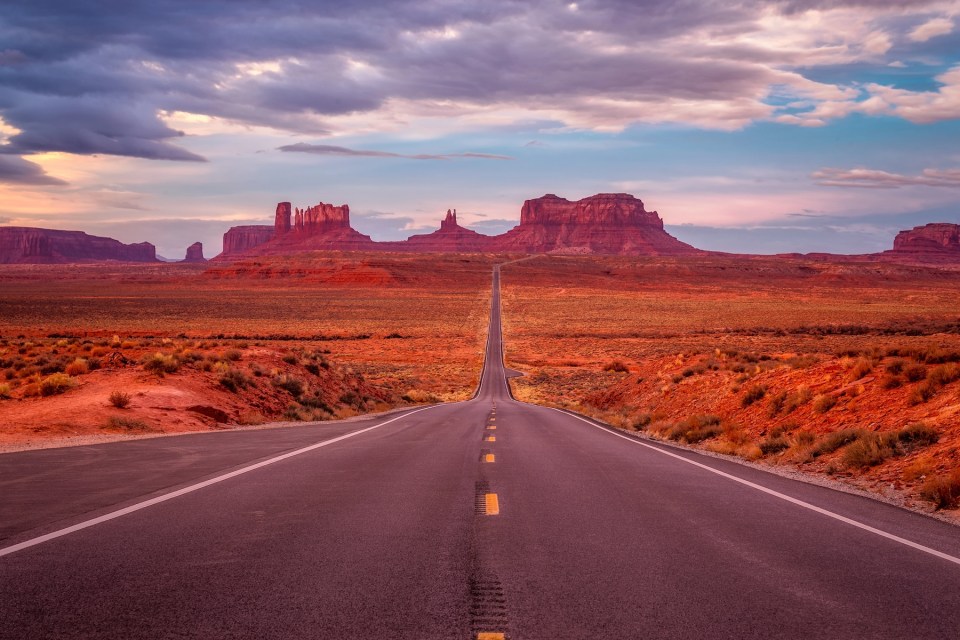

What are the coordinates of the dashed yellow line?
(485, 435, 496, 442)
(487, 425, 496, 430)
(484, 493, 500, 515)
(477, 633, 505, 640)
(484, 453, 495, 463)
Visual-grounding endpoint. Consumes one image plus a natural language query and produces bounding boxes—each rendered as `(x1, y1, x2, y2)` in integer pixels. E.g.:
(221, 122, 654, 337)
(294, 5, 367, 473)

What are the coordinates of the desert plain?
(1, 251, 959, 517)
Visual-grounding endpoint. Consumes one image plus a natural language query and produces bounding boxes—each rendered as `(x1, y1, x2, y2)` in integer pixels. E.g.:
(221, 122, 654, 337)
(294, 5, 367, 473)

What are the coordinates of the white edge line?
(0, 406, 437, 558)
(554, 408, 960, 568)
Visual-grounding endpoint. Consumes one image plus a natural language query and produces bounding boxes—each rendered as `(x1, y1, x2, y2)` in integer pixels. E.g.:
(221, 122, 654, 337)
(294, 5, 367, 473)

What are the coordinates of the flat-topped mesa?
(520, 193, 664, 228)
(0, 227, 157, 264)
(892, 223, 960, 253)
(222, 225, 274, 257)
(496, 193, 698, 255)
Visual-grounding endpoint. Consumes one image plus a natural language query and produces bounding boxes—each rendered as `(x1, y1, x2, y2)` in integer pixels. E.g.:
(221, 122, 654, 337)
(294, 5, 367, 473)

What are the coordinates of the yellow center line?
(485, 435, 496, 442)
(477, 634, 505, 640)
(484, 453, 495, 463)
(484, 493, 500, 515)
(487, 425, 496, 430)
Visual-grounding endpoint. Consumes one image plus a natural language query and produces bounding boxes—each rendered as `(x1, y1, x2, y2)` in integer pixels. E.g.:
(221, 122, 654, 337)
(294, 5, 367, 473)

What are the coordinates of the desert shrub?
(64, 358, 88, 376)
(143, 352, 179, 375)
(767, 390, 788, 416)
(843, 432, 899, 468)
(272, 374, 304, 398)
(794, 430, 816, 446)
(813, 428, 865, 457)
(224, 348, 242, 361)
(282, 354, 299, 365)
(741, 385, 767, 407)
(604, 360, 629, 373)
(812, 394, 837, 413)
(299, 394, 333, 413)
(633, 413, 652, 430)
(91, 346, 110, 357)
(881, 374, 903, 389)
(238, 411, 266, 425)
(886, 358, 906, 375)
(846, 358, 873, 382)
(304, 362, 322, 376)
(783, 387, 812, 413)
(108, 390, 131, 409)
(897, 421, 938, 447)
(403, 388, 439, 403)
(921, 471, 960, 509)
(903, 364, 926, 382)
(668, 415, 722, 443)
(39, 373, 76, 397)
(219, 368, 251, 392)
(759, 436, 790, 455)
(927, 364, 960, 387)
(249, 363, 265, 377)
(909, 381, 937, 405)
(0, 383, 10, 399)
(106, 416, 149, 430)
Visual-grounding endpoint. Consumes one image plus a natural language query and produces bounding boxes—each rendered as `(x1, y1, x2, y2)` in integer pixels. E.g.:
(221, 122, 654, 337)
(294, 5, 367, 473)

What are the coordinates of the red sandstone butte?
(889, 223, 960, 258)
(0, 227, 157, 264)
(493, 193, 699, 255)
(392, 209, 494, 252)
(183, 242, 207, 263)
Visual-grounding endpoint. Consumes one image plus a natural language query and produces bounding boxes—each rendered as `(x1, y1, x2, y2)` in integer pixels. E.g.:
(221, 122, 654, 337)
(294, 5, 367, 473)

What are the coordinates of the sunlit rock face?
(891, 223, 960, 258)
(493, 193, 700, 255)
(218, 193, 700, 257)
(183, 242, 207, 263)
(0, 227, 157, 263)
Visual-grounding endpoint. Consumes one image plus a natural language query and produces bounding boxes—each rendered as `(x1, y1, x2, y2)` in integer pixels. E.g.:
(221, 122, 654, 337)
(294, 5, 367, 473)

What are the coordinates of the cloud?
(909, 17, 954, 42)
(278, 142, 511, 160)
(0, 155, 67, 185)
(0, 0, 957, 167)
(813, 167, 960, 188)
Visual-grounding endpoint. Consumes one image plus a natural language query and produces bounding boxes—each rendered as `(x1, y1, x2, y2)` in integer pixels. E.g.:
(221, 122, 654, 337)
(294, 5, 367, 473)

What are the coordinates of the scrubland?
(501, 255, 960, 514)
(0, 254, 493, 448)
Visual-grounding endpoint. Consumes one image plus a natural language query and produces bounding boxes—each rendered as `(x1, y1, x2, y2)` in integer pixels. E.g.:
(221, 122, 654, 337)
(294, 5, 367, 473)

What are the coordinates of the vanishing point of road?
(2, 266, 960, 639)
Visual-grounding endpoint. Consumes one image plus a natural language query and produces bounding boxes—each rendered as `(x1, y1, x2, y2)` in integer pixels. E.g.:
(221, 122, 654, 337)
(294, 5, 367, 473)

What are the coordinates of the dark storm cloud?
(0, 155, 66, 185)
(0, 0, 948, 165)
(279, 142, 511, 160)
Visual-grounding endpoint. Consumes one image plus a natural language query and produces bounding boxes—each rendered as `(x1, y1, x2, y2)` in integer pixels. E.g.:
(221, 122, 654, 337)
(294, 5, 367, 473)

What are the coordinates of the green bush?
(39, 373, 76, 397)
(143, 352, 179, 376)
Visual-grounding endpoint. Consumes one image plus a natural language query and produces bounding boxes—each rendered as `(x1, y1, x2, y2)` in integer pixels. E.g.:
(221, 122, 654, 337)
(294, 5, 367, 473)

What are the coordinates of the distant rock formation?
(222, 225, 275, 256)
(183, 242, 207, 263)
(393, 209, 494, 253)
(494, 193, 699, 255)
(219, 200, 373, 258)
(0, 227, 157, 264)
(217, 193, 701, 258)
(891, 223, 960, 257)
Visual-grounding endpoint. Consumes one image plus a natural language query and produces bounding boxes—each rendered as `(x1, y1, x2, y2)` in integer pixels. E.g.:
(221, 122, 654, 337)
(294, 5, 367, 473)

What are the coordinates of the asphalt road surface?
(2, 266, 960, 639)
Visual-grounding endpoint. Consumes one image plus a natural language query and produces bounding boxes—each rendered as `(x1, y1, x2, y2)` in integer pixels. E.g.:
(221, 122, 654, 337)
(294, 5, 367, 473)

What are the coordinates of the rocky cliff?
(221, 225, 275, 257)
(0, 227, 157, 264)
(890, 223, 960, 258)
(183, 242, 207, 263)
(494, 193, 699, 255)
(217, 193, 700, 258)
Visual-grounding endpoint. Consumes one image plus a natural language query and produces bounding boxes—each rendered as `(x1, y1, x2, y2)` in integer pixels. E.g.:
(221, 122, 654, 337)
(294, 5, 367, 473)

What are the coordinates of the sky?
(1, 0, 960, 258)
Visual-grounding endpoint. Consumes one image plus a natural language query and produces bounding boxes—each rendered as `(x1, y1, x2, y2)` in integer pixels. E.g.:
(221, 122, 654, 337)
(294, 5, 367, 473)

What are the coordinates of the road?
(2, 266, 960, 639)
